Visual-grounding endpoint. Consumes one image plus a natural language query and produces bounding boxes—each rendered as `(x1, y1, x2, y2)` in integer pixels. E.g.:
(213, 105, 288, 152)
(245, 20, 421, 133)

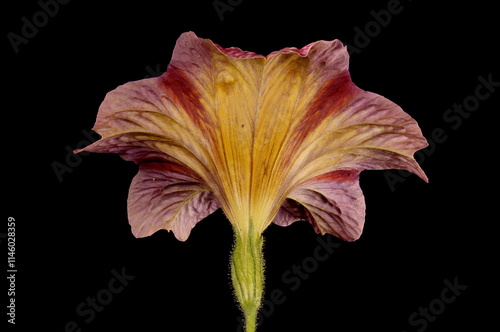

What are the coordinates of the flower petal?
(78, 32, 428, 240)
(286, 88, 428, 186)
(75, 75, 217, 182)
(246, 38, 426, 232)
(273, 170, 365, 241)
(256, 39, 428, 190)
(128, 162, 219, 241)
(77, 32, 269, 236)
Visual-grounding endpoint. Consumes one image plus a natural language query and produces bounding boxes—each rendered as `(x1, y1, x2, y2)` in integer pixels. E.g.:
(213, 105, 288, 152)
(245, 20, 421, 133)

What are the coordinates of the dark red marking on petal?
(307, 169, 361, 183)
(294, 71, 355, 143)
(140, 160, 204, 182)
(158, 65, 214, 134)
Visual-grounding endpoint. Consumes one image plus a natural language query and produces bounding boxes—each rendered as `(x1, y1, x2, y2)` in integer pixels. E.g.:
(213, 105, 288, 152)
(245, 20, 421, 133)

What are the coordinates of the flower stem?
(230, 220, 264, 332)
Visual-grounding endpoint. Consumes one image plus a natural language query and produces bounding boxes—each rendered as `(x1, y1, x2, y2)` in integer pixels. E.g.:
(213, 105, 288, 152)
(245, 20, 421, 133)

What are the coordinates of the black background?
(4, 0, 498, 331)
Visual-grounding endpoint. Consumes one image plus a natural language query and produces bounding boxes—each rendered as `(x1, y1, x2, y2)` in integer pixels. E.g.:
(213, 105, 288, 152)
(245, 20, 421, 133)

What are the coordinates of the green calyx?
(230, 219, 265, 332)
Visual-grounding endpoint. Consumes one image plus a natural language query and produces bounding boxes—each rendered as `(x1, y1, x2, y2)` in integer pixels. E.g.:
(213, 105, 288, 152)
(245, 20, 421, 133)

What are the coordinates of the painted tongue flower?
(77, 31, 427, 331)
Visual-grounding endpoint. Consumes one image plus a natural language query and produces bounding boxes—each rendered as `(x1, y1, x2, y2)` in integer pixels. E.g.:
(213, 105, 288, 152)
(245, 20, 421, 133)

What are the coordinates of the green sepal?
(230, 219, 265, 332)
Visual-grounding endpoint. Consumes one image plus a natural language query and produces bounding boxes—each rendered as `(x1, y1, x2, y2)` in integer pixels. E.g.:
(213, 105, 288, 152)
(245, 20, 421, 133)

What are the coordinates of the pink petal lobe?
(273, 170, 365, 241)
(128, 162, 219, 241)
(334, 90, 428, 179)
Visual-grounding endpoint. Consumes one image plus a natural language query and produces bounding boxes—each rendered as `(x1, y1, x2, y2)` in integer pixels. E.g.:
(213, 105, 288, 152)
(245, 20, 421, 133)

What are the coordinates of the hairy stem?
(230, 220, 265, 332)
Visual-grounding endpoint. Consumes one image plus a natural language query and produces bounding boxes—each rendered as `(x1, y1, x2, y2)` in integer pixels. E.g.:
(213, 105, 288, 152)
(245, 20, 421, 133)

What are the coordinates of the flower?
(78, 31, 427, 242)
(77, 31, 428, 331)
